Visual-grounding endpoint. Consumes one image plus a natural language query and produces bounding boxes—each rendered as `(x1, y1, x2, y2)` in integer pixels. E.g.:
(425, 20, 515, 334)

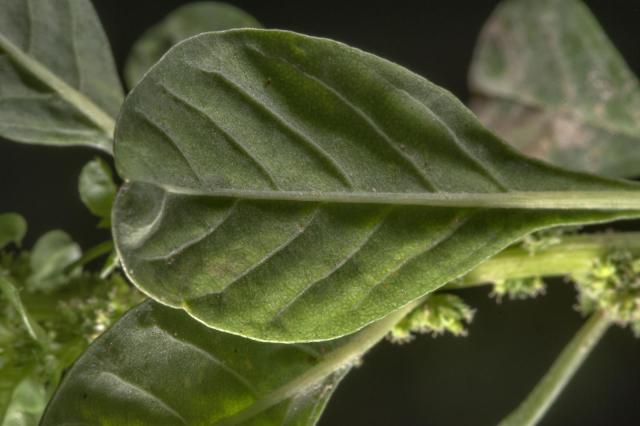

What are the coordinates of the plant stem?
(498, 311, 610, 426)
(0, 273, 48, 345)
(65, 240, 114, 273)
(451, 232, 640, 289)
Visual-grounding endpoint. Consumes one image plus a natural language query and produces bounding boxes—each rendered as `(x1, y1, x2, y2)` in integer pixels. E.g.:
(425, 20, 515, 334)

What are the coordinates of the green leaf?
(0, 275, 46, 343)
(0, 213, 26, 249)
(0, 0, 123, 153)
(27, 231, 81, 292)
(0, 369, 29, 425)
(469, 0, 640, 177)
(78, 158, 117, 225)
(41, 299, 410, 425)
(1, 377, 45, 426)
(112, 29, 640, 343)
(124, 2, 262, 88)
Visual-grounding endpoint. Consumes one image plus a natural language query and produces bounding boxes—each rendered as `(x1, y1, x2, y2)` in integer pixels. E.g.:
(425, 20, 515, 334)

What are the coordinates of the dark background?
(1, 1, 639, 425)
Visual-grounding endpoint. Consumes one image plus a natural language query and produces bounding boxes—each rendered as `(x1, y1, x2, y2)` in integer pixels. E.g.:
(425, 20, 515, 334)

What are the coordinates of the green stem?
(451, 232, 640, 289)
(498, 311, 610, 426)
(65, 241, 114, 273)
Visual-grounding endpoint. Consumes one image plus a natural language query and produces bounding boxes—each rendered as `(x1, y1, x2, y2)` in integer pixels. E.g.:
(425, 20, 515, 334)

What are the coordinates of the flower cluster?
(389, 294, 475, 344)
(572, 251, 640, 335)
(491, 276, 546, 302)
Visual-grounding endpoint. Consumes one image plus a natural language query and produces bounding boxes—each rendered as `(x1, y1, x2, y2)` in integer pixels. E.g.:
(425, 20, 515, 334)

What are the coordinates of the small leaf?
(1, 377, 46, 426)
(469, 0, 640, 177)
(0, 213, 26, 249)
(0, 275, 47, 343)
(124, 2, 262, 88)
(0, 369, 27, 425)
(27, 231, 81, 292)
(78, 158, 117, 224)
(0, 0, 124, 152)
(41, 299, 408, 425)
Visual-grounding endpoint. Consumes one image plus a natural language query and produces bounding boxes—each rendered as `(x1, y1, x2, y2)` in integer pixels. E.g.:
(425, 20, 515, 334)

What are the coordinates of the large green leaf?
(469, 0, 640, 177)
(113, 29, 640, 343)
(124, 2, 262, 88)
(0, 0, 123, 152)
(41, 299, 410, 425)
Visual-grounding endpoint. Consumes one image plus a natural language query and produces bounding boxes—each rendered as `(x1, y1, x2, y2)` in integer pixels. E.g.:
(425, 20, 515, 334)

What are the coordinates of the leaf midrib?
(144, 184, 640, 210)
(0, 33, 116, 152)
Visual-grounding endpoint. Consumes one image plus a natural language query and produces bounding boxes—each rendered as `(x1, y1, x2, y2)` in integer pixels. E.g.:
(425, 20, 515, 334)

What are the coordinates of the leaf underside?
(124, 1, 262, 89)
(0, 0, 123, 152)
(469, 0, 640, 177)
(40, 300, 349, 426)
(113, 29, 640, 343)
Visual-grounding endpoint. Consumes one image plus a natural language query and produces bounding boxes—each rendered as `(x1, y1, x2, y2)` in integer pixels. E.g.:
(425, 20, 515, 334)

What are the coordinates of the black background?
(1, 1, 639, 425)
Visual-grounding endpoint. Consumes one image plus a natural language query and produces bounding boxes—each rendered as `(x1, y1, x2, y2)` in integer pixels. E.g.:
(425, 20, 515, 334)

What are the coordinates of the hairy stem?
(451, 232, 640, 288)
(498, 311, 610, 426)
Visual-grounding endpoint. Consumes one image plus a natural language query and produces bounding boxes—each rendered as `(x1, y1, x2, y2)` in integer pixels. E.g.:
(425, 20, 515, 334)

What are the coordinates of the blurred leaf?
(114, 29, 640, 343)
(124, 2, 262, 88)
(27, 231, 81, 292)
(0, 0, 123, 152)
(78, 158, 117, 225)
(0, 247, 142, 425)
(0, 214, 26, 249)
(469, 0, 640, 177)
(0, 369, 28, 425)
(1, 377, 45, 426)
(41, 299, 410, 425)
(0, 276, 46, 343)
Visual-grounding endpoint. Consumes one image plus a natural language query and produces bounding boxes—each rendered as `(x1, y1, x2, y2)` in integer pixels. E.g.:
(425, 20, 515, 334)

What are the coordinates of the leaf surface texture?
(113, 29, 640, 342)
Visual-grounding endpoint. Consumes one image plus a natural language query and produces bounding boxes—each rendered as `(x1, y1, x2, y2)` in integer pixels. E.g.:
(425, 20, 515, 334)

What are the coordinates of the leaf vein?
(153, 325, 259, 396)
(140, 199, 240, 263)
(245, 46, 440, 192)
(270, 208, 392, 322)
(155, 81, 280, 190)
(189, 58, 354, 189)
(133, 107, 203, 185)
(98, 371, 187, 425)
(354, 212, 472, 309)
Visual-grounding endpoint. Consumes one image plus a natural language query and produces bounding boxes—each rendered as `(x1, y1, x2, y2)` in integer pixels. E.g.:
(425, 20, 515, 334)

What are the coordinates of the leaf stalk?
(498, 311, 610, 426)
